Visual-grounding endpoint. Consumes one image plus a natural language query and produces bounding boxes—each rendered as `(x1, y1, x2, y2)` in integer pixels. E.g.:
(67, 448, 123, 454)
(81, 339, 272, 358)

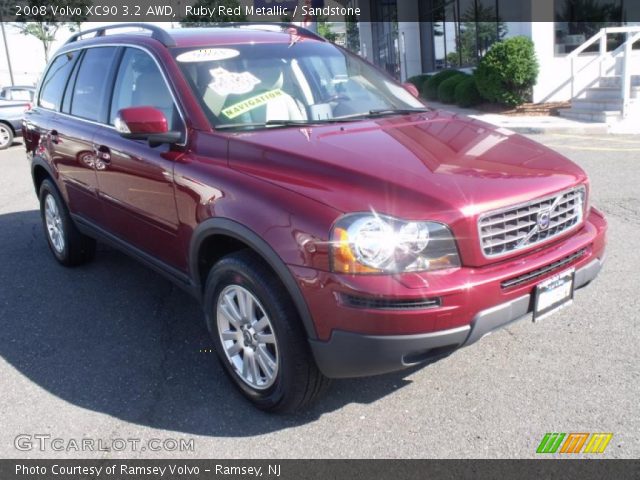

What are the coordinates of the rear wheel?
(39, 179, 96, 266)
(204, 250, 329, 413)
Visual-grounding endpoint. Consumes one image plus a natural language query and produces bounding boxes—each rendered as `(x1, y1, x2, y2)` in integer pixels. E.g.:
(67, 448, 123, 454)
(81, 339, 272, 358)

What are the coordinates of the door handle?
(94, 145, 111, 164)
(50, 129, 59, 144)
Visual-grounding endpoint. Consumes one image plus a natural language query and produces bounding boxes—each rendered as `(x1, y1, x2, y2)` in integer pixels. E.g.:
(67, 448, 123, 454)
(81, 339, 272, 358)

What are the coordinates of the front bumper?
(309, 257, 603, 378)
(297, 208, 607, 378)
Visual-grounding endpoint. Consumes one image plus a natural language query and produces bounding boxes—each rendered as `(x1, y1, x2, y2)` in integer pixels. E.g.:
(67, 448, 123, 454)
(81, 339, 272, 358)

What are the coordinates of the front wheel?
(0, 123, 14, 150)
(204, 250, 329, 413)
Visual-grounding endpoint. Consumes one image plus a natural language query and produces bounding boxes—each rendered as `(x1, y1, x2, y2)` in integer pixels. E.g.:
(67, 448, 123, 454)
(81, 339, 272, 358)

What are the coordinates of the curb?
(504, 125, 611, 135)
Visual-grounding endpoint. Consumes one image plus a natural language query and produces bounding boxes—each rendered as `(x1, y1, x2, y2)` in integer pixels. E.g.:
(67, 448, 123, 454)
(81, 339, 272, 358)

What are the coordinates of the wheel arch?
(31, 158, 57, 194)
(0, 119, 15, 135)
(190, 218, 318, 340)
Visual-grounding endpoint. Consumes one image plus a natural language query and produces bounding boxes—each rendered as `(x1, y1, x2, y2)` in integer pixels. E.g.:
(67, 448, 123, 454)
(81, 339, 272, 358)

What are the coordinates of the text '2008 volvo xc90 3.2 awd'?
(23, 23, 607, 413)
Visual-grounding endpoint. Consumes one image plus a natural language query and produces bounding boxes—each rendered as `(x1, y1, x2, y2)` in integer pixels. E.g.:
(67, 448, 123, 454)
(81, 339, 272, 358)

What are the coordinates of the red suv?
(24, 24, 607, 412)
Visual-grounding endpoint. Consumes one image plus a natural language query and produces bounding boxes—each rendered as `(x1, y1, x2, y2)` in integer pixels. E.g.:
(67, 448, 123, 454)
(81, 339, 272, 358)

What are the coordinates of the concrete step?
(558, 108, 622, 123)
(571, 98, 640, 111)
(599, 75, 640, 88)
(571, 99, 619, 111)
(585, 86, 640, 100)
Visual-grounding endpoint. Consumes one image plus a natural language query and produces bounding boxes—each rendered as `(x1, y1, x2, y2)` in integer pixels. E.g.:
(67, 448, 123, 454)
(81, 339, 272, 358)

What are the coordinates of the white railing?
(568, 26, 640, 117)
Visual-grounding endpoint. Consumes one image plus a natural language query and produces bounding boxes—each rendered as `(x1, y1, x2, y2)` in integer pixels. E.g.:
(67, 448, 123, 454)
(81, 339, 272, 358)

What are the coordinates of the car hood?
(227, 110, 587, 222)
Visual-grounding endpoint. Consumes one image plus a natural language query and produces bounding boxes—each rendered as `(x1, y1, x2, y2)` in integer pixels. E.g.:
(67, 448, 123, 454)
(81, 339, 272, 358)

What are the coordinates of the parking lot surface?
(0, 134, 638, 458)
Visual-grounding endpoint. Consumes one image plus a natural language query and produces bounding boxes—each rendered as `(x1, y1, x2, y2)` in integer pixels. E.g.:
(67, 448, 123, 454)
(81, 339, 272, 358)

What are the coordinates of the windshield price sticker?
(177, 49, 240, 63)
(208, 68, 261, 96)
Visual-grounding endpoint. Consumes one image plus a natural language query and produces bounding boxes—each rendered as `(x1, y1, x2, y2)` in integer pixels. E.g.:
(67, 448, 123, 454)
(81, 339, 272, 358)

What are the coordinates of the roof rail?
(218, 23, 326, 42)
(65, 23, 176, 47)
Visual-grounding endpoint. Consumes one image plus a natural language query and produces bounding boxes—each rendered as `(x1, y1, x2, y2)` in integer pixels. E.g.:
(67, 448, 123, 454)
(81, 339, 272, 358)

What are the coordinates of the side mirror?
(114, 106, 181, 147)
(402, 82, 420, 98)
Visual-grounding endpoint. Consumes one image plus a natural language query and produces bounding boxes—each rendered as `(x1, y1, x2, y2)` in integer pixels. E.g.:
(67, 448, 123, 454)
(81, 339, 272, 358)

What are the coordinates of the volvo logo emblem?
(537, 209, 551, 230)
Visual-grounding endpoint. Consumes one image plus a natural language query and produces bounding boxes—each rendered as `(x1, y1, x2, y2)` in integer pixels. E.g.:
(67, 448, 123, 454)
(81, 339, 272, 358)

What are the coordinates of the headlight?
(330, 213, 461, 274)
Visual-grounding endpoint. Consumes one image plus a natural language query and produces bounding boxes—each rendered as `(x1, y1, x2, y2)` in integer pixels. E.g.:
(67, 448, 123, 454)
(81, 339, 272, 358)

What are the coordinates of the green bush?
(423, 69, 461, 100)
(438, 73, 468, 104)
(474, 36, 539, 107)
(454, 76, 483, 107)
(406, 74, 429, 91)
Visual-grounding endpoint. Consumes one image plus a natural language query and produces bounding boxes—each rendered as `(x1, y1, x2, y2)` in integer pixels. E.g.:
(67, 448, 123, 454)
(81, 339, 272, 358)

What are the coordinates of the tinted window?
(71, 47, 118, 121)
(39, 52, 78, 110)
(110, 48, 179, 129)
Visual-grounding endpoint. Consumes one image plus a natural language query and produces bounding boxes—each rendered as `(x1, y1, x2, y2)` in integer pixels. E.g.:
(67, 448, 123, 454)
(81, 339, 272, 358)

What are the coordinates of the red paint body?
(24, 29, 607, 348)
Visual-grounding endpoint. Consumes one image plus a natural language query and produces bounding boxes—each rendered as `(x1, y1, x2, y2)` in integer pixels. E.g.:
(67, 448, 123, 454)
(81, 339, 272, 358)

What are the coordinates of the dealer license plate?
(533, 268, 575, 322)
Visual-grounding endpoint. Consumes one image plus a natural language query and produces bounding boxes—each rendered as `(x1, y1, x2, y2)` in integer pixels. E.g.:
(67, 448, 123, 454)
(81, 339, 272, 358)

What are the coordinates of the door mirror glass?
(402, 82, 420, 98)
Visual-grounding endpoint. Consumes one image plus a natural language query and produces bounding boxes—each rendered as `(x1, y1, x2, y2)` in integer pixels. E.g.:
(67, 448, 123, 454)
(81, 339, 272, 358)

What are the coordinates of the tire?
(39, 179, 96, 266)
(204, 250, 330, 413)
(0, 123, 14, 150)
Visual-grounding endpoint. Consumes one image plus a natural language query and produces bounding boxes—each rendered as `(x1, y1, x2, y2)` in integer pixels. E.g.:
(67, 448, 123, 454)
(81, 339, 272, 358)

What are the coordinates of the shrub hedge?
(454, 76, 483, 107)
(438, 73, 468, 103)
(424, 69, 461, 100)
(474, 36, 539, 107)
(406, 74, 430, 91)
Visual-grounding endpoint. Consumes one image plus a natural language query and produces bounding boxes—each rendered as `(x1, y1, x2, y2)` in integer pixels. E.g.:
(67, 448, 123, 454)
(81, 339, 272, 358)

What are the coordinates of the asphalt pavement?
(0, 134, 638, 459)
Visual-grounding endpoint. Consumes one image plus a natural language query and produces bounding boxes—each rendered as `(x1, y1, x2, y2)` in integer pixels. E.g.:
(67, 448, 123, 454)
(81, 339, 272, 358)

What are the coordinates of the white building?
(354, 0, 640, 122)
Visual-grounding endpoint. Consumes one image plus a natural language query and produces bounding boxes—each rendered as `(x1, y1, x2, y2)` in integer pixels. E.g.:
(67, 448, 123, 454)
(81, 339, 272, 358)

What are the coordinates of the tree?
(317, 16, 338, 42)
(12, 0, 90, 62)
(180, 0, 246, 26)
(345, 12, 360, 53)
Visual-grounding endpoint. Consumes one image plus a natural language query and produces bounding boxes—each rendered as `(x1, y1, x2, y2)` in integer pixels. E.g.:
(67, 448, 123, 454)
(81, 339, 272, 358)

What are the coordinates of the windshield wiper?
(215, 118, 359, 131)
(336, 107, 431, 120)
(214, 110, 431, 131)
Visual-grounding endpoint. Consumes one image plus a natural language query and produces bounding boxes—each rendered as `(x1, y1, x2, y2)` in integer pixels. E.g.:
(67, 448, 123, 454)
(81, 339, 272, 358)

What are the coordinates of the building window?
(554, 0, 624, 55)
(371, 0, 400, 77)
(423, 0, 508, 70)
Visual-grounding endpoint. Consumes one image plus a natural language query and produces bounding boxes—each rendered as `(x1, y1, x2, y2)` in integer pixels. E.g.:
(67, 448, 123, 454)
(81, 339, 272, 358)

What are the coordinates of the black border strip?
(6, 0, 640, 23)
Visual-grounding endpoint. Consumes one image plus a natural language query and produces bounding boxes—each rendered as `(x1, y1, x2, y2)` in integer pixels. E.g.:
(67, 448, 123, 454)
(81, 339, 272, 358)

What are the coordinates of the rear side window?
(70, 47, 118, 121)
(39, 52, 78, 110)
(10, 89, 33, 101)
(110, 48, 179, 130)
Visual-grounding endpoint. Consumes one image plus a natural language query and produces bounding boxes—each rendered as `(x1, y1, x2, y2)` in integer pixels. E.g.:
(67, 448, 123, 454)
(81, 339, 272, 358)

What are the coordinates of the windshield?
(173, 41, 425, 129)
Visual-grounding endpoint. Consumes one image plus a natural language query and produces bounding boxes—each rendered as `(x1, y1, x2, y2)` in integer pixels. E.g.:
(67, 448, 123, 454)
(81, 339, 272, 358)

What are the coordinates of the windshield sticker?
(176, 48, 240, 63)
(221, 89, 284, 119)
(208, 67, 261, 96)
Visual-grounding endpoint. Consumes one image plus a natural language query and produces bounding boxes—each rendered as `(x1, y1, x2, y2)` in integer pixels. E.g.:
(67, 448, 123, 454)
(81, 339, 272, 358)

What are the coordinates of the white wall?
(398, 21, 421, 82)
(395, 0, 421, 82)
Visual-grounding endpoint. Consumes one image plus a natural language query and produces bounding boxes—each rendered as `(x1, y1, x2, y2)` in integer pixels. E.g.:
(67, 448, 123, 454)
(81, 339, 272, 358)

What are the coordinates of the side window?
(70, 47, 118, 122)
(11, 89, 33, 101)
(39, 52, 78, 110)
(110, 48, 179, 130)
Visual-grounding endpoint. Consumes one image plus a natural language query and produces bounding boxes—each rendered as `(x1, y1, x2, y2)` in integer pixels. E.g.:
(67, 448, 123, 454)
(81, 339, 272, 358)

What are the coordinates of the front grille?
(478, 186, 585, 258)
(501, 248, 587, 289)
(340, 294, 441, 310)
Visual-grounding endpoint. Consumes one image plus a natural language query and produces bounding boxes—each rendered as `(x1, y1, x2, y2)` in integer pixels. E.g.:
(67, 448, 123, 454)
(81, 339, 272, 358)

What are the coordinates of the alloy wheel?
(216, 284, 279, 390)
(44, 194, 65, 254)
(0, 125, 10, 148)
